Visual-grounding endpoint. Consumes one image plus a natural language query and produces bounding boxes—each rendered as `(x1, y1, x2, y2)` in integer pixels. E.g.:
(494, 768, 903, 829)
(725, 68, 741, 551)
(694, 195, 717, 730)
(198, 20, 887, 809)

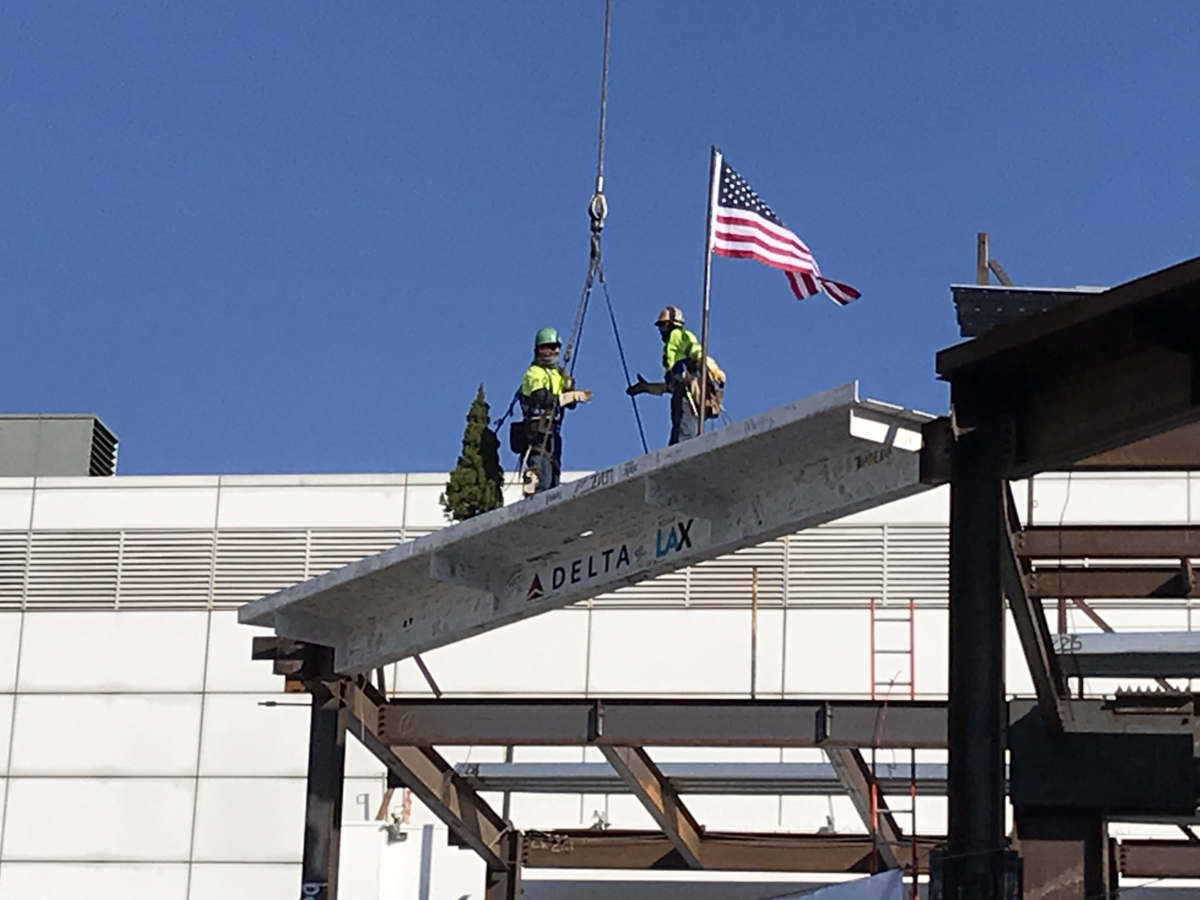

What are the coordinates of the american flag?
(711, 160, 860, 305)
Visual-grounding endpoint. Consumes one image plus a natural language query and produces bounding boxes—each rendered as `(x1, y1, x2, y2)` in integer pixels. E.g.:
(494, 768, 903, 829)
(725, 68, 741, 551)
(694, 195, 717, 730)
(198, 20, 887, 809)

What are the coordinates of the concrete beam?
(240, 383, 932, 673)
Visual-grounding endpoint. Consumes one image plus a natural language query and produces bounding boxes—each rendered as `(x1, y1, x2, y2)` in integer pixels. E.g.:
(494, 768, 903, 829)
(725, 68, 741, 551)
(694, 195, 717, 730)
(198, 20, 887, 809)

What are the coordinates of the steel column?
(484, 832, 523, 900)
(946, 422, 1008, 900)
(301, 650, 347, 900)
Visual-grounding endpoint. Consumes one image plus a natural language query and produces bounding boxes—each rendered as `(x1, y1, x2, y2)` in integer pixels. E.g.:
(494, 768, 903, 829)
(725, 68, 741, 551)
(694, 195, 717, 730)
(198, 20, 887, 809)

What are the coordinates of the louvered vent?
(597, 568, 690, 608)
(0, 533, 28, 609)
(25, 531, 120, 609)
(687, 540, 786, 607)
(885, 525, 949, 603)
(308, 529, 403, 578)
(211, 530, 308, 608)
(791, 526, 886, 604)
(89, 418, 118, 476)
(118, 531, 214, 609)
(0, 521, 952, 613)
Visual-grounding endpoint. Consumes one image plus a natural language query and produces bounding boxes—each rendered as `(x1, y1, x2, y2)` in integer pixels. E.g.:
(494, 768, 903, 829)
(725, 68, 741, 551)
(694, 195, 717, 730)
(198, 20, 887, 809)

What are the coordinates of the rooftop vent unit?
(0, 414, 118, 477)
(951, 284, 1107, 338)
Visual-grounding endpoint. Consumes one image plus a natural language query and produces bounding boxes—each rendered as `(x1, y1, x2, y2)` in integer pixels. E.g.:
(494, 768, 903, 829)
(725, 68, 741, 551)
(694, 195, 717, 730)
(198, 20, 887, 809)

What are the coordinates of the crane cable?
(560, 0, 648, 455)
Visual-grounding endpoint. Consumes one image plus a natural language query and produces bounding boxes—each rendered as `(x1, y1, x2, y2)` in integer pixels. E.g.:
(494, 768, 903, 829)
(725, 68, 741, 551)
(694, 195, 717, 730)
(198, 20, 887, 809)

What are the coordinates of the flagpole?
(697, 145, 721, 436)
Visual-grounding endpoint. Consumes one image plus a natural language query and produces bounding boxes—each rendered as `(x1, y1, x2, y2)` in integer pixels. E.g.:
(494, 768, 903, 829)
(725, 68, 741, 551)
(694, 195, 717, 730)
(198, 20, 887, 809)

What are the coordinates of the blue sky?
(3, 2, 1198, 474)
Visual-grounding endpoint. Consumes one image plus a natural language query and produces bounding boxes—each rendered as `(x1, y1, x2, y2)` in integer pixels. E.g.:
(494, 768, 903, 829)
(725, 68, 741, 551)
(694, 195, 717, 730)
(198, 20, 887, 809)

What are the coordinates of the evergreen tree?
(441, 384, 505, 521)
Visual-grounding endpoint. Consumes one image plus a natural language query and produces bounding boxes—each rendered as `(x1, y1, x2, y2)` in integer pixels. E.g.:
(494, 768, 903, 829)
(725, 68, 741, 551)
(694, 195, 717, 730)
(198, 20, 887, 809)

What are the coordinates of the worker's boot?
(522, 467, 539, 498)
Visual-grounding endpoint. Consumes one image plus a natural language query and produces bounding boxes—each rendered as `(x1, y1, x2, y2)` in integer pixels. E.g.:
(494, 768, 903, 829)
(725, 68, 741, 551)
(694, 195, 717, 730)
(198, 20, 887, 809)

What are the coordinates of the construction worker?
(626, 307, 723, 445)
(517, 327, 592, 494)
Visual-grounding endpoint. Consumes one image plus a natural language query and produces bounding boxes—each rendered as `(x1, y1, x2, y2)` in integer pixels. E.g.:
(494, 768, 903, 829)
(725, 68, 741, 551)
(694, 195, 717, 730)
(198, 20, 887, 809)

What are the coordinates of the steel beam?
(1002, 486, 1067, 732)
(824, 748, 904, 870)
(946, 421, 1008, 900)
(341, 702, 509, 871)
(521, 830, 934, 873)
(599, 746, 704, 868)
(301, 652, 347, 900)
(1120, 840, 1200, 878)
(1052, 631, 1200, 678)
(938, 256, 1200, 478)
(1018, 525, 1200, 559)
(1028, 566, 1197, 599)
(381, 699, 949, 748)
(454, 760, 951, 796)
(240, 384, 932, 673)
(1075, 421, 1200, 469)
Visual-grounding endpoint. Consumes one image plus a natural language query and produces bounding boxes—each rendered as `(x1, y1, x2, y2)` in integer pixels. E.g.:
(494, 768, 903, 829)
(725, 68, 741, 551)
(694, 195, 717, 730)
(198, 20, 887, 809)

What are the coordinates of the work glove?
(559, 389, 593, 406)
(626, 375, 667, 397)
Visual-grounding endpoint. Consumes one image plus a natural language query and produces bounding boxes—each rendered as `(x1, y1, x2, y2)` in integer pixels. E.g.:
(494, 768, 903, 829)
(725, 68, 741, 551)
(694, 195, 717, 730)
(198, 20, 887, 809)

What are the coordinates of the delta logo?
(525, 518, 696, 603)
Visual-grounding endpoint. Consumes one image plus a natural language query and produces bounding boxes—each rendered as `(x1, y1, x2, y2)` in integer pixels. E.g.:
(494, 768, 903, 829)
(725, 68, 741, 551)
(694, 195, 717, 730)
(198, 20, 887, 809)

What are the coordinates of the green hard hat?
(534, 326, 561, 347)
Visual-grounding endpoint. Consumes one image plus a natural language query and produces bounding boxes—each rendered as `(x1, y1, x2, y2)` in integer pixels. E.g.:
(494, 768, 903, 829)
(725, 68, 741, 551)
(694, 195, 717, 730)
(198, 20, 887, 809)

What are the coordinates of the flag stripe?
(714, 242, 816, 274)
(714, 210, 813, 255)
(713, 219, 816, 262)
(713, 159, 859, 305)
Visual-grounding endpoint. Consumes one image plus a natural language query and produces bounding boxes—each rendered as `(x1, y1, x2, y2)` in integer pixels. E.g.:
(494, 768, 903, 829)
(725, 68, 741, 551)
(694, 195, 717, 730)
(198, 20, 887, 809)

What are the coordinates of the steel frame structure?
(252, 256, 1200, 899)
(258, 639, 1200, 900)
(936, 255, 1200, 899)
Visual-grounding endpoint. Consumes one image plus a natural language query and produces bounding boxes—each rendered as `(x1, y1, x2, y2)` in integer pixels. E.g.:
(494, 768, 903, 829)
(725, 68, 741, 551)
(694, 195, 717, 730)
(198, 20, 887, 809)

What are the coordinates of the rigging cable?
(558, 0, 648, 455)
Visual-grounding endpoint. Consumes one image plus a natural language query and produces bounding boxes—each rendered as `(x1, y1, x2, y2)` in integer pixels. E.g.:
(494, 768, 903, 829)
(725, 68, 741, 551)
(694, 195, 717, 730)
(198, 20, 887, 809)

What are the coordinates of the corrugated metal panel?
(211, 530, 307, 608)
(118, 530, 214, 609)
(24, 531, 120, 609)
(0, 533, 28, 609)
(790, 526, 885, 604)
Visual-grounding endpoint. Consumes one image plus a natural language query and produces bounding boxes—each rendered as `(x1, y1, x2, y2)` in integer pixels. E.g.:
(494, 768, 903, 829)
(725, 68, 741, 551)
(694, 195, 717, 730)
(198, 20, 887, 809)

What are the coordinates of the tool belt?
(509, 414, 557, 456)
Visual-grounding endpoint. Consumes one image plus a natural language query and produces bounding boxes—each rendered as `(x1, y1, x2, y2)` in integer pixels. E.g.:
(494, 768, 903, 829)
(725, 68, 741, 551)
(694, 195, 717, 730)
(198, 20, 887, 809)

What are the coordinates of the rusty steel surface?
(1027, 566, 1196, 599)
(521, 829, 936, 872)
(1002, 487, 1067, 733)
(380, 698, 950, 748)
(824, 747, 904, 870)
(598, 746, 704, 868)
(1075, 421, 1200, 469)
(1019, 526, 1200, 559)
(1120, 840, 1200, 878)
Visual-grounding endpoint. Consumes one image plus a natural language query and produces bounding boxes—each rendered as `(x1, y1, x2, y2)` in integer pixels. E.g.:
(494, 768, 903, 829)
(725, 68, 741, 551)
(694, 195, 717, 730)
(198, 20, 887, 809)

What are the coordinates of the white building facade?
(0, 471, 1194, 899)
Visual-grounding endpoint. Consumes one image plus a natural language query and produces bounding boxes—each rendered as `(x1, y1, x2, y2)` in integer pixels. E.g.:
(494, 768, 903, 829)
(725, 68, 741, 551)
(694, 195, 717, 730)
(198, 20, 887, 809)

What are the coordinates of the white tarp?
(774, 870, 904, 900)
